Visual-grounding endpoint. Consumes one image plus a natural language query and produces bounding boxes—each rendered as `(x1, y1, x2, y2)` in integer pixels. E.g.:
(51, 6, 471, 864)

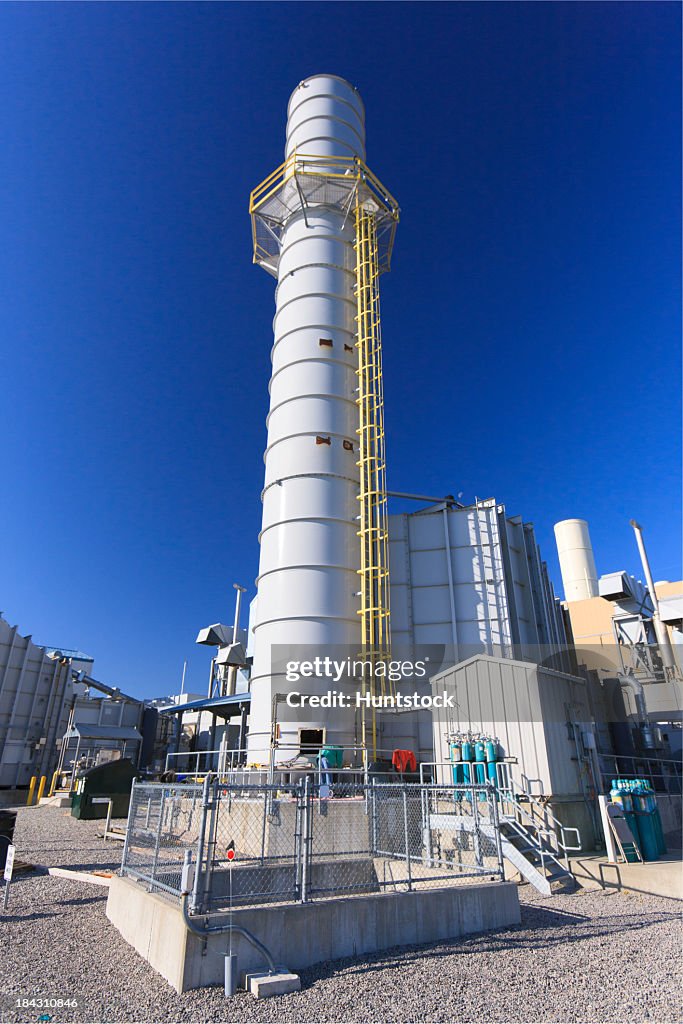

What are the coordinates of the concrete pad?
(40, 795, 72, 808)
(571, 851, 683, 900)
(241, 969, 301, 998)
(47, 866, 112, 887)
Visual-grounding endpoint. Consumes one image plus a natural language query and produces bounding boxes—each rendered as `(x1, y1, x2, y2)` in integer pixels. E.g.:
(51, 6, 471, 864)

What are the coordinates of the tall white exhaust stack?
(247, 76, 399, 765)
(554, 519, 599, 602)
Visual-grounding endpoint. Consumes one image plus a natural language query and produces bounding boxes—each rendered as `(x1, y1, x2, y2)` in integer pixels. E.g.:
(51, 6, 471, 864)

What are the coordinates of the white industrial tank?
(554, 519, 599, 602)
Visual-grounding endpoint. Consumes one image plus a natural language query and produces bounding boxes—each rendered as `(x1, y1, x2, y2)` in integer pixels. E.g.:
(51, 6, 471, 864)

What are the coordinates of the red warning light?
(227, 848, 235, 861)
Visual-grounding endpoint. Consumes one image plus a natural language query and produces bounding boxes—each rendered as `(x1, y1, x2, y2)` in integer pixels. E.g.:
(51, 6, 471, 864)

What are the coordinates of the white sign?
(598, 796, 619, 864)
(4, 844, 15, 882)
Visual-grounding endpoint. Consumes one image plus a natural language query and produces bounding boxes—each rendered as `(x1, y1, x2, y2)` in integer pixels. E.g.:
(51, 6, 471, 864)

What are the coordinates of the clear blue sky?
(1, 3, 680, 699)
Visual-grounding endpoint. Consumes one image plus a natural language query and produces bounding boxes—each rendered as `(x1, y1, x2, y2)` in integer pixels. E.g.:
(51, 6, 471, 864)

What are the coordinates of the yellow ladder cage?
(355, 202, 392, 758)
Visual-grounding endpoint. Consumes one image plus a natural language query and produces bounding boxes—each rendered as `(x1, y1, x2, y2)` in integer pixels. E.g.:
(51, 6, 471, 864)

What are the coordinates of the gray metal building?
(388, 498, 570, 664)
(0, 616, 73, 786)
(430, 654, 599, 847)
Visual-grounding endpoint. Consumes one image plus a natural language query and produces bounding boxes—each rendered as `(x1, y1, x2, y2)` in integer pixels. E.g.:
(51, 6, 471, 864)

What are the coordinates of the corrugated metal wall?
(430, 655, 591, 797)
(0, 617, 73, 786)
(388, 500, 570, 665)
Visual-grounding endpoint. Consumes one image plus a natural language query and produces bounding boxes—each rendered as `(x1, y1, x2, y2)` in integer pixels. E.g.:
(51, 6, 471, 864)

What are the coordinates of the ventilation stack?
(554, 518, 599, 602)
(248, 76, 399, 764)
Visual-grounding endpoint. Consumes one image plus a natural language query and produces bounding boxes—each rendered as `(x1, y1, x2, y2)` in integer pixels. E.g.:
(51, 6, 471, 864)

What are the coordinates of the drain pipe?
(180, 893, 276, 992)
(180, 851, 277, 998)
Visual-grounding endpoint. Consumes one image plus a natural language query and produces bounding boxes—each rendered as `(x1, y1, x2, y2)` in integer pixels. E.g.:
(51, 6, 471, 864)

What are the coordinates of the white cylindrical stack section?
(285, 74, 365, 160)
(554, 519, 599, 602)
(248, 76, 365, 762)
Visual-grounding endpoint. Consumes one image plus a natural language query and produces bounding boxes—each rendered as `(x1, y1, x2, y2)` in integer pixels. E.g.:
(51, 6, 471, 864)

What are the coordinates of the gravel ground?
(0, 805, 681, 1024)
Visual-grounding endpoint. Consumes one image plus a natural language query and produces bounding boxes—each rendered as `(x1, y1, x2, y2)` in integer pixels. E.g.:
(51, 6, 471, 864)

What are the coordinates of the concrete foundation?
(106, 874, 521, 993)
(570, 844, 683, 900)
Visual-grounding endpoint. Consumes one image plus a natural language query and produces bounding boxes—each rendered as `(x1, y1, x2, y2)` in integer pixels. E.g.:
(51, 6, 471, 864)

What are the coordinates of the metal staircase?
(492, 768, 582, 895)
(482, 818, 574, 895)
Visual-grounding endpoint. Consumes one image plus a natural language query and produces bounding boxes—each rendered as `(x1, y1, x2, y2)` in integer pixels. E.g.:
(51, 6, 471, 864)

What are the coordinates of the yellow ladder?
(355, 201, 392, 758)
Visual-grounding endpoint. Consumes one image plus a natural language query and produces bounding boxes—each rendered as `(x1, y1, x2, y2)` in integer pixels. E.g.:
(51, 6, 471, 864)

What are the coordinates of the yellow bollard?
(35, 776, 47, 804)
(26, 776, 37, 806)
(48, 770, 59, 797)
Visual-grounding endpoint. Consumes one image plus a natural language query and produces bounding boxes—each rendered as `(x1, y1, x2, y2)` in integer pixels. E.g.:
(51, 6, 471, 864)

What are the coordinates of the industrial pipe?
(180, 894, 277, 975)
(227, 584, 246, 697)
(618, 671, 655, 750)
(630, 520, 677, 675)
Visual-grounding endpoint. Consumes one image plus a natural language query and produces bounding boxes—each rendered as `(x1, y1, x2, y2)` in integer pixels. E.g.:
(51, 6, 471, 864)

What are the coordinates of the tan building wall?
(564, 580, 683, 668)
(562, 582, 683, 723)
(654, 581, 683, 600)
(565, 596, 615, 649)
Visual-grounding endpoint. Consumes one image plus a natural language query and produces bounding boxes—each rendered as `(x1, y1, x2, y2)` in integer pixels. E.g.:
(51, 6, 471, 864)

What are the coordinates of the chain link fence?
(121, 778, 504, 912)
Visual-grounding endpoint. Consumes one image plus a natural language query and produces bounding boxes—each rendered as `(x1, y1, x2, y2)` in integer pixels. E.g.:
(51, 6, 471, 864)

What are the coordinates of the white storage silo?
(554, 519, 599, 602)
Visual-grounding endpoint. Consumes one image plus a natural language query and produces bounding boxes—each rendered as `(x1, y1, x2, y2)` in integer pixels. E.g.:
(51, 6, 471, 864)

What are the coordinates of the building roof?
(157, 693, 251, 719)
(42, 647, 94, 663)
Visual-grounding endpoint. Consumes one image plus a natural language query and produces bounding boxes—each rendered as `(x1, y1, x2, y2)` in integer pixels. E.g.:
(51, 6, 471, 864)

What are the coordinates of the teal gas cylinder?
(474, 741, 487, 785)
(461, 740, 473, 783)
(610, 782, 633, 812)
(633, 812, 660, 861)
(634, 783, 666, 854)
(486, 739, 498, 783)
(653, 808, 667, 854)
(624, 810, 640, 848)
(449, 740, 462, 784)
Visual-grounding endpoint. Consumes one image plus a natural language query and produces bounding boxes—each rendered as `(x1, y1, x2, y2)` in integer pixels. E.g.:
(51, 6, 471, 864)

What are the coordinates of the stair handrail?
(494, 810, 559, 877)
(419, 760, 582, 868)
(496, 763, 581, 866)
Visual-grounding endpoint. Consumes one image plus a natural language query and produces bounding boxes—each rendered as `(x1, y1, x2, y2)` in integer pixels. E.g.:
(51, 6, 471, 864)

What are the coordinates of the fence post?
(402, 786, 412, 891)
(120, 778, 136, 873)
(260, 790, 268, 864)
(370, 779, 377, 855)
(191, 775, 212, 914)
(203, 778, 219, 908)
(294, 779, 304, 900)
(301, 775, 311, 903)
(488, 783, 505, 880)
(149, 789, 166, 891)
(421, 783, 433, 867)
(471, 785, 482, 867)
